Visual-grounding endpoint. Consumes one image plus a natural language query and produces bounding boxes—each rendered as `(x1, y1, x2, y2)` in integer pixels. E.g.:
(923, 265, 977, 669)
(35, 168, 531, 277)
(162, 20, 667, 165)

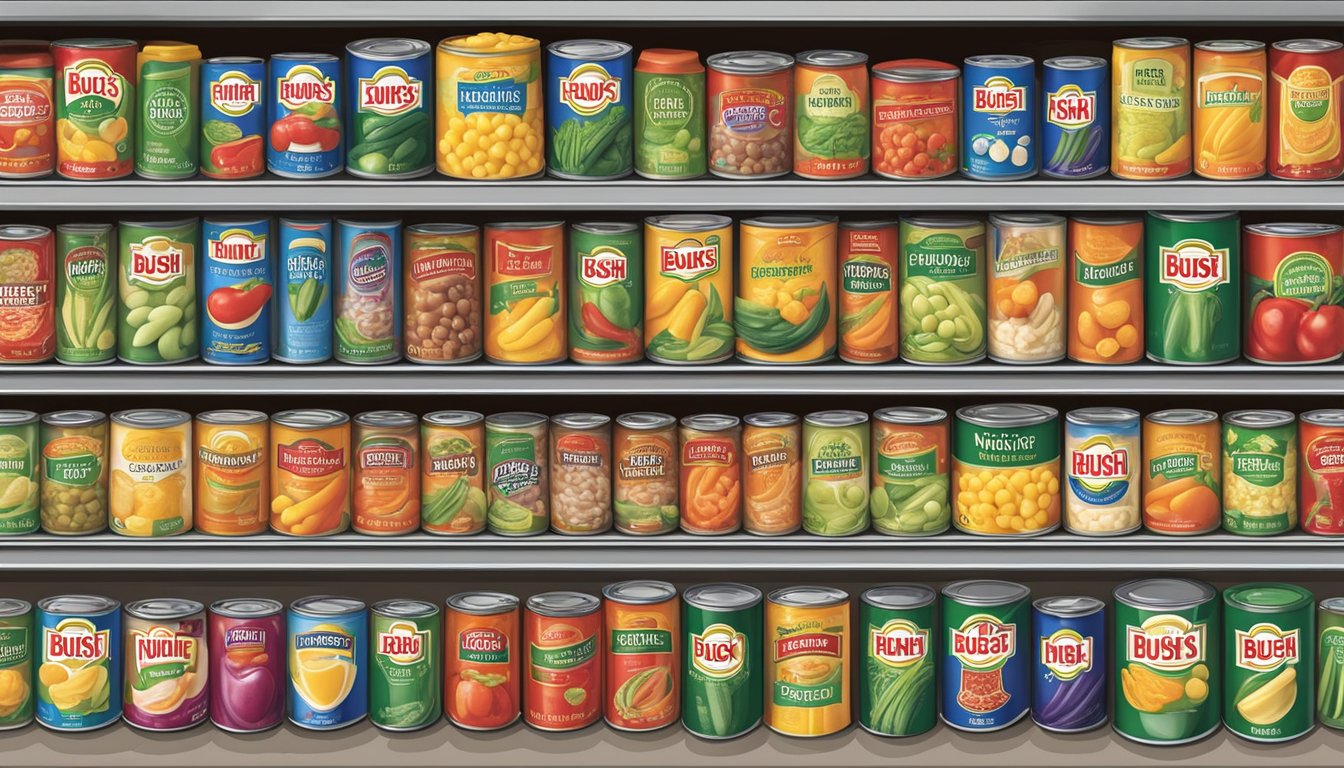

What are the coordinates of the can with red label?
(1244, 223, 1344, 364)
(602, 580, 678, 732)
(0, 41, 55, 178)
(1269, 39, 1344, 180)
(51, 38, 136, 180)
(0, 225, 55, 364)
(524, 591, 602, 732)
(1301, 410, 1344, 535)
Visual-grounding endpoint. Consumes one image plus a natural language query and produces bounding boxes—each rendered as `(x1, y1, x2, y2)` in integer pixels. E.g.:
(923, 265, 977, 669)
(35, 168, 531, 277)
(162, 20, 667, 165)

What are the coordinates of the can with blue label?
(1041, 56, 1108, 179)
(1064, 407, 1140, 537)
(546, 39, 634, 180)
(203, 217, 273, 365)
(201, 56, 266, 180)
(35, 594, 121, 732)
(275, 218, 333, 364)
(940, 580, 1030, 732)
(336, 220, 401, 364)
(1032, 596, 1106, 733)
(962, 55, 1036, 180)
(267, 53, 342, 179)
(345, 38, 433, 179)
(287, 596, 367, 730)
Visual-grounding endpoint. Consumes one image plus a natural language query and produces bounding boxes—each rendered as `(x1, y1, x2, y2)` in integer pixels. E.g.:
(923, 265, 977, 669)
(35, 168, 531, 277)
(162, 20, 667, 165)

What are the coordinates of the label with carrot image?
(679, 415, 741, 535)
(352, 411, 419, 536)
(269, 409, 350, 537)
(1142, 409, 1221, 535)
(1194, 41, 1266, 180)
(603, 581, 678, 732)
(742, 413, 801, 536)
(839, 221, 898, 364)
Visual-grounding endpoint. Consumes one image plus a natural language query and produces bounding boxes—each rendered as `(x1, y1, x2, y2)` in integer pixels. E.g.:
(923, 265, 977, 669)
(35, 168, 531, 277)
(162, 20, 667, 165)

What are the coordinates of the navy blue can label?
(201, 57, 266, 179)
(546, 40, 634, 180)
(940, 580, 1030, 731)
(1032, 596, 1106, 732)
(202, 218, 273, 365)
(335, 221, 401, 364)
(287, 597, 367, 730)
(275, 219, 333, 364)
(1041, 57, 1109, 179)
(35, 595, 122, 732)
(962, 55, 1036, 180)
(345, 39, 433, 179)
(267, 54, 342, 178)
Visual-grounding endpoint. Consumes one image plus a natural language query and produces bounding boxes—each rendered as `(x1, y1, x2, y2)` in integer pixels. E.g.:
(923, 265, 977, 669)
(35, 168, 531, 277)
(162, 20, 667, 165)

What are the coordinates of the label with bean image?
(1223, 410, 1298, 535)
(117, 219, 198, 365)
(802, 410, 870, 536)
(614, 412, 679, 535)
(953, 404, 1061, 537)
(550, 413, 612, 535)
(0, 411, 39, 535)
(485, 412, 548, 536)
(336, 220, 401, 364)
(55, 223, 116, 365)
(898, 217, 987, 365)
(404, 224, 481, 364)
(871, 407, 950, 537)
(570, 223, 642, 364)
(40, 410, 108, 535)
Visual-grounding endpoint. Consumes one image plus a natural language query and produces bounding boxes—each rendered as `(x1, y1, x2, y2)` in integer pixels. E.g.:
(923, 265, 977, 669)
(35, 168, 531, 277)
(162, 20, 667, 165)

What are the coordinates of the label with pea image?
(802, 413, 869, 537)
(871, 419, 950, 537)
(953, 414, 1061, 536)
(898, 219, 987, 365)
(1223, 418, 1297, 535)
(117, 221, 198, 364)
(0, 418, 39, 535)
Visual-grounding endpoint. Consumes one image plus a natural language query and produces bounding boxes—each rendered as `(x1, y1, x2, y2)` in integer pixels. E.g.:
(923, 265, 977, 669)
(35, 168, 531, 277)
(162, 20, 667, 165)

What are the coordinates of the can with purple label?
(1031, 595, 1106, 732)
(208, 598, 284, 733)
(335, 219, 401, 364)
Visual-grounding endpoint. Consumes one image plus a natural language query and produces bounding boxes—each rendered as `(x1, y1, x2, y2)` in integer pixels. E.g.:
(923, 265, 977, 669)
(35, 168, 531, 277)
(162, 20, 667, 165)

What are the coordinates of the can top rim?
(485, 411, 547, 429)
(706, 50, 794, 74)
(1273, 39, 1344, 53)
(196, 409, 267, 426)
(1321, 596, 1344, 614)
(1043, 55, 1107, 69)
(1195, 39, 1266, 52)
(1223, 583, 1313, 613)
(871, 58, 959, 83)
(423, 410, 484, 427)
(126, 598, 205, 620)
(345, 38, 432, 59)
(205, 56, 265, 64)
(900, 215, 985, 230)
(209, 597, 283, 618)
(1033, 595, 1104, 617)
(407, 223, 479, 236)
(1114, 578, 1216, 610)
(989, 213, 1066, 227)
(1070, 215, 1144, 227)
(0, 598, 31, 618)
(552, 412, 611, 430)
(941, 579, 1031, 606)
(573, 222, 639, 235)
(447, 591, 519, 615)
(795, 49, 869, 68)
(111, 409, 190, 429)
(271, 52, 340, 61)
(1244, 222, 1343, 237)
(1148, 210, 1239, 224)
(0, 409, 37, 426)
(271, 409, 350, 429)
(767, 585, 848, 608)
(1146, 408, 1219, 426)
(546, 39, 633, 59)
(1303, 409, 1344, 427)
(964, 54, 1034, 66)
(38, 594, 120, 616)
(526, 591, 600, 617)
(680, 414, 740, 431)
(741, 215, 837, 228)
(290, 595, 366, 617)
(874, 406, 948, 425)
(956, 403, 1058, 428)
(743, 411, 799, 428)
(1223, 409, 1295, 429)
(645, 214, 733, 231)
(862, 584, 936, 610)
(486, 221, 564, 232)
(601, 580, 677, 605)
(615, 412, 676, 430)
(51, 38, 138, 48)
(355, 410, 418, 428)
(372, 598, 440, 618)
(0, 224, 51, 238)
(1113, 36, 1190, 49)
(439, 34, 540, 53)
(1066, 407, 1140, 427)
(683, 583, 763, 610)
(41, 409, 105, 428)
(840, 220, 898, 230)
(804, 409, 868, 427)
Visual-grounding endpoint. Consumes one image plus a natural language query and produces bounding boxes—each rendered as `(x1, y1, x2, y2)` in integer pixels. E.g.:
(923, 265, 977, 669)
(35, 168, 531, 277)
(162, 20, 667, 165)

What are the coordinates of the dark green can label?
(860, 586, 935, 737)
(56, 224, 116, 364)
(1223, 583, 1313, 743)
(0, 602, 34, 729)
(633, 68, 706, 180)
(369, 601, 441, 731)
(1317, 598, 1344, 729)
(1144, 212, 1240, 364)
(681, 584, 762, 739)
(569, 224, 642, 364)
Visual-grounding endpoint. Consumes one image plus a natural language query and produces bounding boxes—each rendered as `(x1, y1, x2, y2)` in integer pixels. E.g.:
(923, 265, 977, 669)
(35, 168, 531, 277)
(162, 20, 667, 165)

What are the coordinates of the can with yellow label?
(765, 586, 850, 737)
(194, 409, 267, 536)
(484, 221, 565, 365)
(644, 215, 734, 364)
(110, 409, 191, 537)
(435, 33, 543, 180)
(736, 216, 837, 364)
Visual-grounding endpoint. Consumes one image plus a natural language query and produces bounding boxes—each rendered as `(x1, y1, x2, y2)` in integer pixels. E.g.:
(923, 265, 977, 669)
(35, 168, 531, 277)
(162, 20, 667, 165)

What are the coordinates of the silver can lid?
(805, 410, 868, 428)
(210, 598, 283, 619)
(0, 410, 37, 427)
(874, 407, 947, 426)
(1223, 409, 1295, 430)
(126, 598, 204, 621)
(372, 599, 440, 619)
(645, 214, 733, 233)
(526, 591, 601, 618)
(485, 412, 547, 430)
(552, 412, 611, 431)
(1033, 595, 1104, 618)
(602, 580, 677, 605)
(683, 583, 763, 611)
(196, 409, 267, 426)
(547, 39, 632, 61)
(681, 414, 740, 432)
(1145, 408, 1218, 427)
(616, 412, 677, 431)
(424, 410, 484, 428)
(768, 586, 849, 608)
(707, 50, 794, 75)
(447, 591, 519, 616)
(965, 54, 1034, 68)
(942, 580, 1031, 607)
(0, 598, 31, 618)
(355, 410, 418, 429)
(744, 412, 799, 428)
(863, 584, 936, 610)
(1114, 578, 1216, 610)
(1114, 37, 1189, 50)
(37, 594, 120, 617)
(346, 38, 432, 60)
(795, 50, 868, 68)
(1066, 407, 1140, 428)
(1043, 55, 1107, 70)
(112, 409, 190, 429)
(290, 595, 366, 618)
(957, 403, 1058, 429)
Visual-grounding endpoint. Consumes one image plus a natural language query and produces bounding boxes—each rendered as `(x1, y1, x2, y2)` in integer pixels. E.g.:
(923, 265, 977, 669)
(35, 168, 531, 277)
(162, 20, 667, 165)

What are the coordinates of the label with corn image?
(117, 219, 198, 364)
(1223, 410, 1297, 536)
(952, 404, 1060, 537)
(898, 217, 987, 365)
(644, 215, 734, 364)
(56, 224, 116, 365)
(52, 39, 136, 180)
(1224, 583, 1313, 743)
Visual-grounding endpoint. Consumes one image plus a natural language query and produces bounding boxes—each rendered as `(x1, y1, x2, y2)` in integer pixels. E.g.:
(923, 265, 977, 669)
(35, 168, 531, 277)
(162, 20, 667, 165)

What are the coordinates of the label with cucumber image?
(117, 219, 198, 364)
(56, 224, 116, 365)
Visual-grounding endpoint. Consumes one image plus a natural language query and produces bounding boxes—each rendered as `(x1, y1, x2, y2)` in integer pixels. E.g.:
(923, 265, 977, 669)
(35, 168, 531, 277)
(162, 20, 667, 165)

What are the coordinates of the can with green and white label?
(1144, 211, 1240, 365)
(55, 224, 116, 365)
(860, 584, 936, 737)
(682, 583, 762, 739)
(136, 42, 201, 179)
(369, 598, 440, 732)
(0, 598, 33, 730)
(898, 216, 987, 365)
(1223, 583, 1313, 743)
(1223, 409, 1297, 535)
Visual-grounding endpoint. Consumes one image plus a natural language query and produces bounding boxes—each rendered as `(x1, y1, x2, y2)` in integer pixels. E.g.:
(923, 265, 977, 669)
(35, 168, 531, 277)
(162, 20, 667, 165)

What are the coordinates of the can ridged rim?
(271, 52, 339, 62)
(742, 215, 837, 229)
(38, 594, 120, 617)
(0, 409, 38, 427)
(204, 217, 269, 229)
(744, 412, 799, 428)
(423, 410, 484, 427)
(874, 406, 947, 426)
(942, 579, 1031, 607)
(485, 411, 547, 430)
(196, 409, 267, 426)
(990, 213, 1066, 228)
(290, 595, 366, 618)
(355, 410, 418, 428)
(681, 414, 740, 432)
(684, 583, 763, 611)
(552, 412, 610, 430)
(1114, 37, 1190, 50)
(804, 409, 868, 428)
(1114, 578, 1216, 610)
(1043, 56, 1107, 70)
(205, 56, 264, 65)
(526, 591, 600, 617)
(336, 219, 401, 230)
(408, 223, 478, 237)
(573, 222, 639, 236)
(120, 218, 197, 229)
(1195, 40, 1266, 53)
(0, 225, 50, 240)
(126, 598, 204, 621)
(1320, 596, 1344, 615)
(346, 38, 432, 60)
(447, 591, 519, 616)
(1244, 222, 1343, 238)
(871, 59, 959, 83)
(486, 221, 563, 232)
(271, 409, 349, 429)
(0, 598, 31, 618)
(1033, 595, 1104, 618)
(965, 54, 1034, 67)
(1146, 408, 1219, 426)
(795, 49, 868, 68)
(112, 409, 190, 429)
(57, 223, 113, 235)
(900, 215, 985, 231)
(1273, 39, 1343, 53)
(767, 585, 848, 608)
(602, 580, 677, 605)
(1223, 583, 1313, 613)
(645, 214, 733, 232)
(209, 598, 283, 619)
(1066, 407, 1140, 427)
(616, 412, 676, 430)
(547, 39, 632, 60)
(1070, 215, 1143, 227)
(862, 584, 935, 610)
(1223, 409, 1295, 429)
(1302, 409, 1344, 427)
(707, 50, 794, 75)
(956, 403, 1058, 428)
(51, 38, 138, 50)
(373, 599, 440, 619)
(1148, 210, 1239, 224)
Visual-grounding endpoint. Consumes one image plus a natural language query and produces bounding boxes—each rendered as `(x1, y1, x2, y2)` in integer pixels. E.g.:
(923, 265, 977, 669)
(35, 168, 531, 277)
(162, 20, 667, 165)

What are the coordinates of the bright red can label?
(0, 44, 55, 178)
(1269, 40, 1344, 180)
(0, 225, 55, 363)
(52, 39, 137, 180)
(524, 593, 601, 731)
(1243, 223, 1344, 364)
(1301, 410, 1344, 535)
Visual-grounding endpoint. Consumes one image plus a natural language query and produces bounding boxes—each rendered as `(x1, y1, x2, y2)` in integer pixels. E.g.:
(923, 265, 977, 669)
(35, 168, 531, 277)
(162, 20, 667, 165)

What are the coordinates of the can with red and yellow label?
(484, 221, 565, 365)
(1300, 410, 1344, 535)
(353, 410, 419, 536)
(736, 216, 837, 364)
(765, 586, 850, 737)
(194, 409, 267, 536)
(524, 591, 601, 732)
(1244, 223, 1344, 364)
(0, 224, 55, 364)
(445, 591, 520, 730)
(1193, 40, 1267, 180)
(1269, 39, 1344, 180)
(839, 221, 898, 364)
(0, 41, 55, 178)
(793, 50, 869, 179)
(51, 38, 136, 180)
(602, 580, 678, 732)
(269, 409, 350, 537)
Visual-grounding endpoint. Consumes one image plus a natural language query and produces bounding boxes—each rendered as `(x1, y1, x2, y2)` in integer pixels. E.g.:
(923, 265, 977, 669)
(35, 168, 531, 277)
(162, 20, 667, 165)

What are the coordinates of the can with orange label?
(839, 221, 898, 364)
(644, 214, 734, 365)
(871, 407, 951, 536)
(613, 412, 679, 535)
(525, 591, 601, 732)
(1300, 409, 1344, 536)
(445, 591, 520, 731)
(793, 50, 869, 179)
(1269, 39, 1344, 180)
(0, 225, 55, 364)
(404, 223, 482, 365)
(421, 410, 486, 536)
(679, 414, 742, 535)
(1067, 216, 1144, 364)
(1193, 40, 1267, 180)
(110, 409, 191, 537)
(484, 221, 565, 365)
(603, 580, 678, 732)
(0, 41, 55, 178)
(353, 410, 419, 536)
(1142, 408, 1221, 535)
(269, 409, 350, 537)
(742, 412, 801, 536)
(193, 409, 267, 536)
(871, 59, 959, 180)
(737, 216, 837, 364)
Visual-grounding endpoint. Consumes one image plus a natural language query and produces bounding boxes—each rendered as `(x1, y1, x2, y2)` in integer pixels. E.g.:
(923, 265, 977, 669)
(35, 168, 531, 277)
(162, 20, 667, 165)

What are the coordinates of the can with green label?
(898, 216, 987, 365)
(484, 412, 549, 536)
(0, 410, 40, 535)
(1223, 410, 1297, 536)
(682, 582, 762, 740)
(118, 219, 199, 364)
(1223, 583, 1313, 743)
(55, 224, 116, 365)
(802, 410, 870, 536)
(570, 222, 643, 364)
(860, 584, 936, 737)
(1317, 597, 1344, 729)
(369, 598, 440, 732)
(136, 42, 201, 179)
(0, 598, 34, 730)
(1144, 211, 1240, 365)
(633, 49, 706, 180)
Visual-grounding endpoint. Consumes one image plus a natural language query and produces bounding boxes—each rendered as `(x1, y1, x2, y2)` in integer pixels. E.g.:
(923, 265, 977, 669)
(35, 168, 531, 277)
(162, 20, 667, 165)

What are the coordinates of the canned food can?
(52, 39, 136, 180)
(1301, 410, 1344, 535)
(200, 57, 266, 179)
(679, 414, 741, 535)
(742, 412, 801, 536)
(109, 409, 191, 537)
(40, 409, 108, 535)
(55, 223, 115, 365)
(370, 599, 440, 731)
(603, 580, 678, 731)
(1244, 223, 1344, 364)
(1112, 37, 1192, 179)
(1223, 409, 1298, 535)
(953, 404, 1061, 536)
(681, 583, 762, 739)
(122, 598, 207, 731)
(404, 223, 481, 364)
(345, 38, 432, 179)
(898, 216, 987, 365)
(287, 596, 367, 730)
(737, 216, 837, 364)
(1032, 596, 1106, 732)
(485, 412, 549, 536)
(643, 214, 734, 364)
(547, 40, 633, 180)
(802, 410, 870, 536)
(194, 409, 268, 536)
(0, 224, 55, 364)
(353, 410, 419, 535)
(0, 598, 34, 729)
(202, 217, 272, 365)
(1067, 216, 1144, 364)
(208, 597, 284, 733)
(871, 58, 958, 180)
(871, 407, 951, 536)
(793, 49, 869, 179)
(859, 584, 936, 737)
(613, 412, 679, 535)
(838, 221, 898, 363)
(1223, 583, 1313, 742)
(1269, 40, 1344, 180)
(1041, 56, 1109, 179)
(135, 42, 201, 179)
(267, 53, 341, 178)
(1194, 40, 1267, 180)
(420, 411, 486, 535)
(962, 55, 1035, 180)
(570, 222, 642, 364)
(275, 218, 332, 364)
(445, 591, 520, 730)
(940, 580, 1030, 732)
(35, 594, 121, 731)
(336, 219, 401, 364)
(434, 32, 544, 180)
(1142, 408, 1222, 535)
(988, 213, 1066, 364)
(0, 41, 54, 178)
(1317, 597, 1344, 728)
(484, 221, 565, 365)
(1064, 407, 1141, 536)
(269, 409, 351, 537)
(0, 410, 38, 535)
(524, 591, 601, 731)
(1144, 210, 1240, 364)
(117, 218, 199, 365)
(550, 413, 612, 535)
(707, 51, 793, 179)
(633, 49, 706, 179)
(765, 586, 849, 737)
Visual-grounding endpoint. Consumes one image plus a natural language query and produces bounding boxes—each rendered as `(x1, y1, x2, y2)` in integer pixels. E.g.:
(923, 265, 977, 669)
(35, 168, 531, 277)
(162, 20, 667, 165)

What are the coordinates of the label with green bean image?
(1144, 211, 1240, 364)
(870, 408, 951, 536)
(56, 224, 116, 365)
(899, 217, 987, 364)
(860, 585, 936, 737)
(117, 219, 199, 364)
(682, 583, 762, 740)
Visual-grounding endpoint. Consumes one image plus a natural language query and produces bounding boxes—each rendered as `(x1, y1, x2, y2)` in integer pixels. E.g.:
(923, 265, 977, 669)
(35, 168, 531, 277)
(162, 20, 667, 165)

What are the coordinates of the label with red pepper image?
(203, 219, 273, 365)
(569, 223, 643, 364)
(266, 55, 342, 178)
(1244, 223, 1344, 364)
(940, 581, 1030, 732)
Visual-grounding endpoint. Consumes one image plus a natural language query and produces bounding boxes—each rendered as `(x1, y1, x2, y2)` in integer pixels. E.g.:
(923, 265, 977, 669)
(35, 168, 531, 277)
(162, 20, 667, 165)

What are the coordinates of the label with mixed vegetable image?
(940, 580, 1030, 732)
(860, 585, 935, 737)
(569, 223, 641, 364)
(644, 216, 733, 364)
(345, 39, 433, 179)
(1223, 410, 1297, 535)
(736, 217, 836, 364)
(1144, 211, 1239, 365)
(899, 217, 986, 365)
(547, 41, 633, 180)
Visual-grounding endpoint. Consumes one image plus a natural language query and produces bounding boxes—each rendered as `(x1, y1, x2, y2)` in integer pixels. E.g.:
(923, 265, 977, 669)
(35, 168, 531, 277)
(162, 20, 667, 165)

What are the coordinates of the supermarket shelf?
(4, 175, 1342, 212)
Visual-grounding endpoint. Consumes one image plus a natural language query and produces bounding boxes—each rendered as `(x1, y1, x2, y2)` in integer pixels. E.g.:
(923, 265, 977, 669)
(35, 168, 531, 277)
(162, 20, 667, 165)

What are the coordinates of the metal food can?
(1193, 40, 1267, 180)
(871, 407, 951, 536)
(613, 412, 679, 535)
(109, 409, 191, 537)
(962, 55, 1035, 180)
(117, 218, 199, 365)
(434, 32, 544, 180)
(35, 594, 121, 731)
(40, 409, 108, 535)
(345, 38, 432, 179)
(603, 580, 678, 732)
(0, 41, 54, 178)
(953, 404, 1061, 536)
(1269, 39, 1344, 180)
(122, 597, 207, 731)
(681, 583, 762, 740)
(1144, 210, 1240, 364)
(793, 49, 869, 179)
(550, 412, 612, 535)
(420, 410, 486, 536)
(369, 599, 440, 731)
(524, 591, 601, 731)
(1244, 223, 1344, 364)
(135, 42, 200, 180)
(742, 412, 801, 536)
(897, 216, 987, 365)
(707, 51, 793, 179)
(484, 412, 549, 536)
(765, 586, 850, 737)
(838, 220, 898, 364)
(0, 224, 55, 364)
(208, 597, 284, 733)
(570, 222, 642, 364)
(353, 410, 419, 536)
(859, 584, 936, 737)
(679, 414, 741, 535)
(269, 409, 351, 537)
(871, 58, 958, 180)
(267, 53, 341, 179)
(1032, 596, 1106, 732)
(52, 38, 136, 180)
(1301, 409, 1344, 535)
(1067, 216, 1144, 364)
(55, 222, 115, 365)
(193, 409, 267, 536)
(484, 221, 565, 365)
(287, 596, 367, 730)
(1143, 408, 1222, 535)
(1317, 597, 1344, 728)
(1223, 583, 1313, 742)
(643, 214, 734, 364)
(404, 223, 481, 364)
(336, 219, 401, 364)
(0, 410, 38, 535)
(988, 213, 1066, 364)
(1112, 37, 1192, 179)
(802, 410, 870, 536)
(940, 580, 1030, 732)
(1064, 407, 1141, 536)
(445, 591, 520, 730)
(0, 598, 33, 730)
(1041, 56, 1109, 179)
(633, 48, 706, 180)
(275, 218, 332, 364)
(202, 217, 273, 365)
(1223, 409, 1298, 535)
(737, 215, 837, 364)
(200, 56, 266, 179)
(546, 39, 633, 180)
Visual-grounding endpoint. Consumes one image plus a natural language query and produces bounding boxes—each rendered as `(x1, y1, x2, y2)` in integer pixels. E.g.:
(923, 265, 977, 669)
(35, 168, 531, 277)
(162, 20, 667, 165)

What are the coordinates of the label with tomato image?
(524, 592, 601, 732)
(201, 57, 265, 180)
(267, 55, 341, 178)
(202, 219, 272, 365)
(446, 592, 520, 730)
(569, 223, 642, 364)
(1244, 223, 1344, 364)
(1302, 411, 1344, 535)
(603, 582, 678, 732)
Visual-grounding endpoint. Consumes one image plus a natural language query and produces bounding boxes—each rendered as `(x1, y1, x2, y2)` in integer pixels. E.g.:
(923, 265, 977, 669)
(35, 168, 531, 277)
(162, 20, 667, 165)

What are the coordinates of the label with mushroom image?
(989, 215, 1065, 364)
